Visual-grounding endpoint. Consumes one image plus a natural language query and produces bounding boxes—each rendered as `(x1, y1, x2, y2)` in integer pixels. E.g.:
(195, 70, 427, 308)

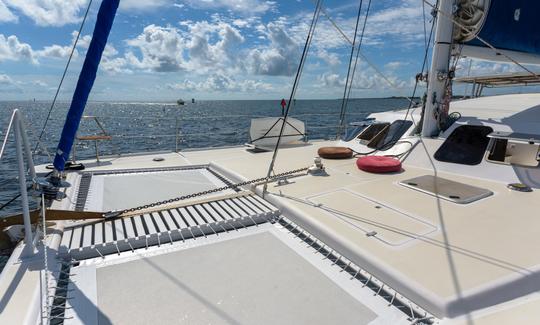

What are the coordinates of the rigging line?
(402, 0, 437, 136)
(422, 0, 428, 52)
(336, 0, 365, 139)
(338, 0, 372, 139)
(316, 4, 416, 105)
(32, 0, 94, 156)
(262, 0, 323, 196)
(422, 0, 537, 77)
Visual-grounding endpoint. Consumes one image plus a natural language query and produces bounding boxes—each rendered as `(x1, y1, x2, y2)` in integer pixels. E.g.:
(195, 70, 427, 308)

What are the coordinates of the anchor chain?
(103, 166, 309, 219)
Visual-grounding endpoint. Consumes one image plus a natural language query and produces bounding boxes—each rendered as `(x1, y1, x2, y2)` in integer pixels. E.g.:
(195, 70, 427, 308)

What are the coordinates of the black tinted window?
(434, 125, 493, 165)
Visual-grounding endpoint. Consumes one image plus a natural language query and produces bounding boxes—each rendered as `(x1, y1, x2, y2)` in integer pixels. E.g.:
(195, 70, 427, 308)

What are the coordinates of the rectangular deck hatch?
(399, 175, 493, 204)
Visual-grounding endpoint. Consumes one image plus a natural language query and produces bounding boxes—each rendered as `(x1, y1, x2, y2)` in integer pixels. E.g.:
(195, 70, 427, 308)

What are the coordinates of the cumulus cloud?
(119, 0, 170, 11)
(35, 31, 117, 59)
(118, 21, 246, 74)
(186, 21, 244, 71)
(384, 61, 407, 70)
(0, 0, 17, 23)
(167, 73, 272, 92)
(0, 73, 14, 84)
(4, 0, 87, 27)
(0, 34, 36, 64)
(318, 67, 409, 91)
(119, 0, 273, 14)
(0, 73, 22, 93)
(247, 22, 299, 76)
(363, 0, 425, 46)
(125, 25, 185, 72)
(454, 59, 530, 77)
(183, 0, 274, 15)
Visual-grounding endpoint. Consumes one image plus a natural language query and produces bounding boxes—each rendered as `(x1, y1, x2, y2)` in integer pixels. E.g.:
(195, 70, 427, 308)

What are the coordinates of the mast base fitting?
(33, 176, 71, 201)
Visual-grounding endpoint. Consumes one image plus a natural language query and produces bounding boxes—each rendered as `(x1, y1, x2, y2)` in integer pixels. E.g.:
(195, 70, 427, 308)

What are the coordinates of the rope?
(32, 0, 94, 156)
(337, 0, 373, 139)
(262, 0, 323, 196)
(316, 3, 416, 105)
(336, 0, 365, 139)
(349, 0, 437, 154)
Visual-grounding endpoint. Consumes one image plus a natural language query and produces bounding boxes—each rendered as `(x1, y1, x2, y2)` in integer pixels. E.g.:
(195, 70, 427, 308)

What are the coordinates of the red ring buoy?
(356, 156, 402, 173)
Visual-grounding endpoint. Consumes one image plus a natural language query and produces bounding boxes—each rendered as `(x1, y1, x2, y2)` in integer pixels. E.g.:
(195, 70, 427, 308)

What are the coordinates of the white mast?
(422, 0, 456, 137)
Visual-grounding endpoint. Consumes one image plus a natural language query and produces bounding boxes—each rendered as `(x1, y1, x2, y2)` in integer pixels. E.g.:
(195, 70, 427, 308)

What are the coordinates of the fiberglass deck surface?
(60, 139, 540, 319)
(178, 142, 540, 318)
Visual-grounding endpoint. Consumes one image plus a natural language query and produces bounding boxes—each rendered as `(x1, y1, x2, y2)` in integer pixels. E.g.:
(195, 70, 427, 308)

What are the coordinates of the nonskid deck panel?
(60, 194, 279, 260)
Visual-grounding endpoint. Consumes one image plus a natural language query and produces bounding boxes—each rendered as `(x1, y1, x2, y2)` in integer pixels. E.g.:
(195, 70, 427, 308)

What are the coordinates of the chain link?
(103, 167, 309, 219)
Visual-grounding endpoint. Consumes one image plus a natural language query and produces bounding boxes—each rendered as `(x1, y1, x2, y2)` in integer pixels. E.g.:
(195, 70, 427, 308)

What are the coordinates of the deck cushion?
(318, 146, 353, 159)
(356, 156, 402, 173)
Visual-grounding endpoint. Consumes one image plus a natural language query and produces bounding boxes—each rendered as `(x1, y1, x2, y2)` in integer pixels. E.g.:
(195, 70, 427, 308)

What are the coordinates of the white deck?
(3, 94, 540, 324)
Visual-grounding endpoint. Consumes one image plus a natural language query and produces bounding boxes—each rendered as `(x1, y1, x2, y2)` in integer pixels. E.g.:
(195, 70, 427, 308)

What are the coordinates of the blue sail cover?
(464, 0, 540, 56)
(53, 0, 119, 171)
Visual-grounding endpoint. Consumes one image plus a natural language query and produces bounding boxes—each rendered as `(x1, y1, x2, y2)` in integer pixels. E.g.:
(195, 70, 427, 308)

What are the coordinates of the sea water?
(0, 98, 409, 218)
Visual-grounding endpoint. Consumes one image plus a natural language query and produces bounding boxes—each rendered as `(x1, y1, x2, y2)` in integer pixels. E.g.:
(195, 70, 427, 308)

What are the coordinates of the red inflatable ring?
(356, 156, 402, 173)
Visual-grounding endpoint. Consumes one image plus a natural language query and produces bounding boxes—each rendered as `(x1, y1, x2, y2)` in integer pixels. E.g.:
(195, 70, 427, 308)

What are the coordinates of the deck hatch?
(400, 175, 493, 204)
(307, 189, 437, 246)
(60, 194, 279, 260)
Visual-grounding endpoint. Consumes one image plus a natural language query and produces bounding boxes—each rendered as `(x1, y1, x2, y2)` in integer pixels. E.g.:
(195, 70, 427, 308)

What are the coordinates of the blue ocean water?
(0, 98, 408, 218)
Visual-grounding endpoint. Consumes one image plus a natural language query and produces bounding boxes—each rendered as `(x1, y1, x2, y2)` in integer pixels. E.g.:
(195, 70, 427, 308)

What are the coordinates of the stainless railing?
(1, 109, 37, 256)
(40, 111, 370, 162)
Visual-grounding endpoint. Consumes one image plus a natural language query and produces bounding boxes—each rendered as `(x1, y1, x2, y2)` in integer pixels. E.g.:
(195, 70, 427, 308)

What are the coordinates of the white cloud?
(0, 73, 14, 84)
(454, 59, 526, 77)
(0, 34, 36, 64)
(125, 24, 185, 72)
(364, 0, 425, 46)
(317, 64, 409, 91)
(119, 0, 169, 11)
(4, 0, 87, 27)
(182, 0, 274, 14)
(118, 0, 273, 14)
(186, 21, 244, 72)
(167, 73, 272, 92)
(247, 22, 299, 76)
(37, 44, 73, 59)
(119, 21, 246, 74)
(0, 73, 22, 93)
(385, 61, 407, 70)
(316, 49, 340, 66)
(31, 80, 48, 87)
(0, 0, 17, 23)
(318, 73, 345, 88)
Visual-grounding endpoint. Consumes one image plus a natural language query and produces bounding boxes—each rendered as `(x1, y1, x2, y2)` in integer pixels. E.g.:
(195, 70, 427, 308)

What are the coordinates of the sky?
(0, 0, 536, 101)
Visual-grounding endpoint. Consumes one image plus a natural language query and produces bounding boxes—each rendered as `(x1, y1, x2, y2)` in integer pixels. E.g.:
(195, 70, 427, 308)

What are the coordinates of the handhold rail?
(1, 109, 37, 255)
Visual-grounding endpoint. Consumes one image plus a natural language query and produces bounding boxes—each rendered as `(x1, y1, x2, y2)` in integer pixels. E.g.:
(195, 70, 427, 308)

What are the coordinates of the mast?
(421, 0, 455, 137)
(52, 0, 119, 173)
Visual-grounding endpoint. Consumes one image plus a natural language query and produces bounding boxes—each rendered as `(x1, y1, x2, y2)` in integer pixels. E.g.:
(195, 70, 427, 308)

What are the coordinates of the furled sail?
(454, 0, 540, 64)
(53, 0, 120, 171)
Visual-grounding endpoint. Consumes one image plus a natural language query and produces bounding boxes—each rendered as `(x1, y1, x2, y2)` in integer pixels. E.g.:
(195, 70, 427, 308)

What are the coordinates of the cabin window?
(357, 123, 389, 145)
(434, 125, 493, 165)
(486, 132, 540, 167)
(357, 120, 413, 149)
(368, 120, 413, 149)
